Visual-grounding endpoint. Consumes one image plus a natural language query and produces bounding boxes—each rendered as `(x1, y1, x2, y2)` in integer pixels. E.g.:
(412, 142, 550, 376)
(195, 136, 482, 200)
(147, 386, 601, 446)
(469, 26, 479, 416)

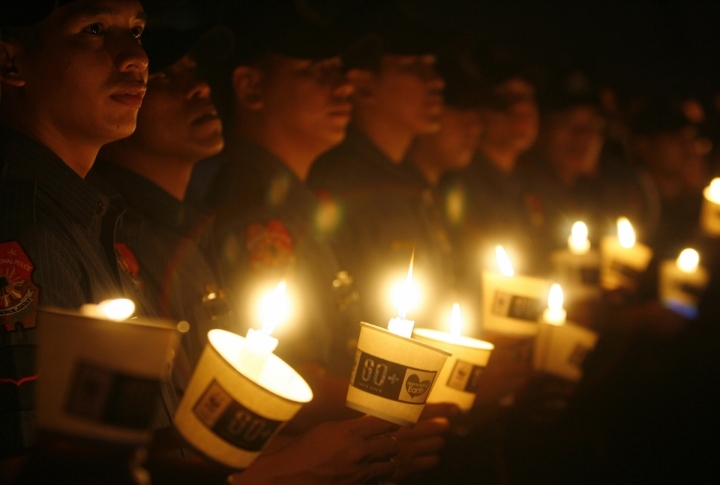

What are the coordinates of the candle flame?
(569, 221, 591, 254)
(617, 217, 636, 249)
(495, 245, 515, 277)
(391, 251, 420, 319)
(449, 303, 463, 338)
(97, 298, 135, 321)
(547, 284, 564, 311)
(258, 281, 290, 335)
(708, 178, 720, 203)
(677, 248, 700, 273)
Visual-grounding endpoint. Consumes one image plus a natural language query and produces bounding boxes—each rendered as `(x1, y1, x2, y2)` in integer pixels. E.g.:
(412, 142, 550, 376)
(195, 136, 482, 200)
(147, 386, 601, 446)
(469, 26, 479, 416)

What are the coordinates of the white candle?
(659, 248, 709, 317)
(700, 177, 720, 236)
(568, 221, 591, 255)
(80, 298, 135, 321)
(388, 254, 419, 338)
(239, 282, 288, 379)
(542, 284, 567, 325)
(600, 217, 653, 291)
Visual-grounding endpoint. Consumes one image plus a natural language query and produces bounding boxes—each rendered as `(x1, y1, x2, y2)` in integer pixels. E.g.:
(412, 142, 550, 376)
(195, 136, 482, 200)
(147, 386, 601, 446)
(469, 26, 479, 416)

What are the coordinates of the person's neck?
(406, 141, 441, 186)
(477, 142, 518, 174)
(235, 119, 318, 181)
(0, 114, 99, 178)
(101, 144, 193, 201)
(352, 111, 415, 164)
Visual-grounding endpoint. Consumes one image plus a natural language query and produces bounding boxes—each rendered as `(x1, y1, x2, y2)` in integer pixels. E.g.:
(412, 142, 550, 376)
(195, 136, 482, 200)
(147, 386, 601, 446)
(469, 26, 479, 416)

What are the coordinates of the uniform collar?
(0, 125, 116, 230)
(93, 161, 204, 235)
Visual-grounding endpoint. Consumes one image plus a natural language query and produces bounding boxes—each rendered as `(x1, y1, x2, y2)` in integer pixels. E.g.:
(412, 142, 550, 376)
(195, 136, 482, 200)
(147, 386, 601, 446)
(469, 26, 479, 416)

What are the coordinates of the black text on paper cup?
(65, 361, 158, 429)
(351, 350, 436, 404)
(446, 360, 485, 393)
(609, 260, 640, 280)
(492, 291, 543, 322)
(193, 380, 283, 452)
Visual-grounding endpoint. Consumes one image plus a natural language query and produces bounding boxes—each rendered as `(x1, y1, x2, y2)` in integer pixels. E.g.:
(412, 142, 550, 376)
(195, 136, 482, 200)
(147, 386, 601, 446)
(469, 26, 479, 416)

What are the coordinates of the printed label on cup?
(609, 260, 640, 280)
(350, 350, 436, 404)
(492, 291, 543, 322)
(193, 380, 283, 452)
(567, 344, 591, 367)
(65, 361, 158, 430)
(446, 360, 485, 393)
(674, 281, 704, 300)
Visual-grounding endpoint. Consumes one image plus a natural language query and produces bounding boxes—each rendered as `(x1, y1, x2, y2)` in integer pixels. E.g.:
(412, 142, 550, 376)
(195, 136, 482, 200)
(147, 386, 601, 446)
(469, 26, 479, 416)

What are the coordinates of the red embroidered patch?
(245, 220, 296, 274)
(115, 242, 144, 294)
(0, 241, 39, 331)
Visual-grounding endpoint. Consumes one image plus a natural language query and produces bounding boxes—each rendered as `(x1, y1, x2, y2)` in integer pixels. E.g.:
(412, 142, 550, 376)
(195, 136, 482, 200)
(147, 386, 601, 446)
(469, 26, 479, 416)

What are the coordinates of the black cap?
(436, 37, 483, 110)
(539, 70, 601, 113)
(142, 26, 234, 74)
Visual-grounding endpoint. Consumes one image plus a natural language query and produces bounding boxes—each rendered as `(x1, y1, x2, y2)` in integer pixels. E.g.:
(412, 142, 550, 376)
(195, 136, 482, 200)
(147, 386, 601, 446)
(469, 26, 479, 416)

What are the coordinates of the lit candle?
(551, 222, 601, 302)
(388, 253, 419, 338)
(80, 298, 136, 320)
(482, 246, 550, 337)
(542, 284, 567, 325)
(600, 217, 653, 291)
(413, 304, 494, 411)
(659, 248, 709, 318)
(568, 221, 590, 255)
(239, 281, 289, 379)
(700, 177, 720, 236)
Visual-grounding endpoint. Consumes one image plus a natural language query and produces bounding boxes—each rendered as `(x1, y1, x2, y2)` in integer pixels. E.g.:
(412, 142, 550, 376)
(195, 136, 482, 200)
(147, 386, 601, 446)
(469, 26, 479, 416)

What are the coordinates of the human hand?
(474, 335, 532, 405)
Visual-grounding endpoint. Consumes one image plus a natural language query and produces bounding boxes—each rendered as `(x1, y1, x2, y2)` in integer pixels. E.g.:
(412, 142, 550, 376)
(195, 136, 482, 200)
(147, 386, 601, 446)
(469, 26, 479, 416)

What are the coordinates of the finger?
(351, 415, 401, 438)
(407, 435, 446, 456)
(393, 417, 449, 440)
(364, 435, 400, 462)
(419, 402, 461, 420)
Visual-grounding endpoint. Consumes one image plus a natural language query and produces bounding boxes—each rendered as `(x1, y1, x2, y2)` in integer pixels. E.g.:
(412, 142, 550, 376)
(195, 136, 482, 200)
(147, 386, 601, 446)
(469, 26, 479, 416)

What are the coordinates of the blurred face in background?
(540, 105, 605, 185)
(415, 105, 482, 172)
(479, 77, 538, 155)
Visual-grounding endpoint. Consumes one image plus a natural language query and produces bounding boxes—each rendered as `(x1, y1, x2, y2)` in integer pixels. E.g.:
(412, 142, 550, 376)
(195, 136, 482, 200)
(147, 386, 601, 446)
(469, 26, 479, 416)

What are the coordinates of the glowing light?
(391, 252, 421, 320)
(707, 178, 720, 203)
(97, 298, 135, 321)
(449, 303, 463, 338)
(568, 221, 590, 254)
(258, 281, 290, 335)
(495, 245, 515, 277)
(617, 217, 636, 249)
(543, 284, 566, 325)
(677, 248, 700, 273)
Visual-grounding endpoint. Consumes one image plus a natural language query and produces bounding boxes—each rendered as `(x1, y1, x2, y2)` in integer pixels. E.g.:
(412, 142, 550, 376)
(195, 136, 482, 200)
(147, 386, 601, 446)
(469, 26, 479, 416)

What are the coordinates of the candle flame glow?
(258, 281, 290, 335)
(391, 251, 420, 319)
(677, 248, 700, 273)
(708, 178, 720, 203)
(97, 299, 135, 321)
(449, 303, 463, 338)
(547, 284, 564, 311)
(495, 245, 515, 277)
(617, 217, 636, 249)
(569, 221, 591, 254)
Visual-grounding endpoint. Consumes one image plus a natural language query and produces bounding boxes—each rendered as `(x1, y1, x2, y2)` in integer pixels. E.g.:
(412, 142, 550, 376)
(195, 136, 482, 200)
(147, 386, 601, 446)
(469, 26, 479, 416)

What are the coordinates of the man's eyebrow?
(63, 3, 147, 23)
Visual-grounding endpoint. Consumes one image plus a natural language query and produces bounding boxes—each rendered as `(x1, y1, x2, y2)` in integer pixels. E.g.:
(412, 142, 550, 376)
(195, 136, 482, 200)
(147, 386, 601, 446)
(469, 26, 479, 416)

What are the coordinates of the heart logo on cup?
(405, 374, 430, 398)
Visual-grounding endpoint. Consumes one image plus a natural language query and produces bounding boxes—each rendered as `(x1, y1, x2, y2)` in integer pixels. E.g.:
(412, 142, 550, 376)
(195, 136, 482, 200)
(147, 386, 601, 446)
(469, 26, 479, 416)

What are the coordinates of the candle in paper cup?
(346, 322, 450, 426)
(659, 248, 709, 318)
(551, 222, 601, 301)
(482, 246, 550, 337)
(36, 303, 180, 444)
(413, 304, 494, 411)
(700, 177, 720, 236)
(387, 253, 420, 338)
(174, 329, 313, 469)
(533, 286, 598, 382)
(600, 217, 653, 291)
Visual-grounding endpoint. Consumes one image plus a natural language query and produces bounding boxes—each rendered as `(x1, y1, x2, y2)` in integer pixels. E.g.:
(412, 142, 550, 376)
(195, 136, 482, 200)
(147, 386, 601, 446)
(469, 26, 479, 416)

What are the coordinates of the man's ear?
(232, 65, 263, 110)
(346, 68, 375, 104)
(0, 41, 26, 88)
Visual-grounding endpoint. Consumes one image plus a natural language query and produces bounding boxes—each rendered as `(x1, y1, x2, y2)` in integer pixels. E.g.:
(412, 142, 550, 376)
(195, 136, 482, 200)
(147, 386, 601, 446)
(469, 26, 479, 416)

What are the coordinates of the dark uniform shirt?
(206, 139, 360, 375)
(308, 126, 457, 331)
(0, 127, 129, 456)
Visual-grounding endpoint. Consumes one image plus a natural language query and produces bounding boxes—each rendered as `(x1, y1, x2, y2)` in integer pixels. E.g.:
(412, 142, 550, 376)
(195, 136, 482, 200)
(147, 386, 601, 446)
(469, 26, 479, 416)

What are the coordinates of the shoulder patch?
(245, 220, 296, 274)
(115, 242, 144, 294)
(0, 241, 39, 331)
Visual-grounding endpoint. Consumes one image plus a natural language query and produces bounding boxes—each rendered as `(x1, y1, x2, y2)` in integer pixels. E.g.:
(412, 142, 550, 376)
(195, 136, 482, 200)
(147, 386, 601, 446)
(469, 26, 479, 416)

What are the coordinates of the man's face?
(5, 0, 148, 144)
(479, 78, 538, 154)
(132, 55, 223, 163)
(542, 105, 605, 179)
(418, 105, 481, 172)
(259, 54, 353, 153)
(365, 54, 445, 135)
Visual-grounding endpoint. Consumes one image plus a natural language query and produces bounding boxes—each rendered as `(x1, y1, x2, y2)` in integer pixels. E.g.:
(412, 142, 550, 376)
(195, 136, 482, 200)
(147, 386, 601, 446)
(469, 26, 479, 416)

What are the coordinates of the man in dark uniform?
(306, 2, 452, 332)
(0, 0, 148, 467)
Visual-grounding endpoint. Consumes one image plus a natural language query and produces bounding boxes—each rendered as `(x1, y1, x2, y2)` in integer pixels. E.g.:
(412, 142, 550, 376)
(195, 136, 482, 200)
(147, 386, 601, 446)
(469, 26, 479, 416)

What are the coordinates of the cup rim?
(359, 322, 452, 356)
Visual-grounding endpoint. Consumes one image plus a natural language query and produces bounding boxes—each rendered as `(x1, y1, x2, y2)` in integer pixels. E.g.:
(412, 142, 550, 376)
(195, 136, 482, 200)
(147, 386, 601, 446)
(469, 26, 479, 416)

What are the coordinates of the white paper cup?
(551, 249, 601, 302)
(35, 308, 180, 445)
(700, 190, 720, 237)
(174, 329, 313, 469)
(412, 329, 494, 411)
(600, 237, 653, 291)
(346, 322, 450, 427)
(533, 321, 598, 382)
(481, 272, 550, 337)
(659, 260, 709, 317)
